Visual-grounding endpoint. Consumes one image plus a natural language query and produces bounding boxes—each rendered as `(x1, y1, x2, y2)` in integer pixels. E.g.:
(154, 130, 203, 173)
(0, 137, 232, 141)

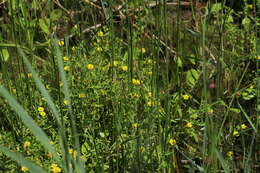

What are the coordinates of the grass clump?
(0, 0, 259, 172)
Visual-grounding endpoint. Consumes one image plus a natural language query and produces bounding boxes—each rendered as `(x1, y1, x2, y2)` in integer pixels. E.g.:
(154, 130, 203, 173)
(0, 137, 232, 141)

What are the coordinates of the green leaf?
(50, 9, 62, 21)
(211, 3, 222, 14)
(0, 145, 47, 173)
(39, 18, 50, 34)
(186, 69, 199, 88)
(1, 48, 9, 62)
(242, 17, 251, 27)
(229, 108, 241, 114)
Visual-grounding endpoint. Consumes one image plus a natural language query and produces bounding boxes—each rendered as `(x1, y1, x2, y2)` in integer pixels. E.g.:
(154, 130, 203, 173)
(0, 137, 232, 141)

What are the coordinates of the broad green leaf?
(211, 3, 222, 14)
(1, 48, 9, 62)
(0, 145, 46, 173)
(186, 69, 199, 88)
(39, 18, 50, 34)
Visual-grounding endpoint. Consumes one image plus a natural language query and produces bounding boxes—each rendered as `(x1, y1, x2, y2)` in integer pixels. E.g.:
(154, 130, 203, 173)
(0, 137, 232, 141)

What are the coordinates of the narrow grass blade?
(0, 145, 46, 173)
(18, 48, 62, 126)
(53, 38, 85, 173)
(237, 101, 257, 133)
(0, 85, 61, 165)
(214, 148, 230, 173)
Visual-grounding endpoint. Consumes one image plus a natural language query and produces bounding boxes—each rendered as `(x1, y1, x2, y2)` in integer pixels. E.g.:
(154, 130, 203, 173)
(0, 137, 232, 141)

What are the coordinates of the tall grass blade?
(53, 38, 85, 173)
(214, 148, 230, 173)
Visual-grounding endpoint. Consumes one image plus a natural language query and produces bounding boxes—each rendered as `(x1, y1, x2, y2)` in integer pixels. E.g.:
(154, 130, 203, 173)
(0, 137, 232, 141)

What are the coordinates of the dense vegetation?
(0, 0, 259, 172)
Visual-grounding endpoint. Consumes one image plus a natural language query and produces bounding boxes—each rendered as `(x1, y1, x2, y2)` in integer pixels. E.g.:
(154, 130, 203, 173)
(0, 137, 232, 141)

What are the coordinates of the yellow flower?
(96, 47, 102, 52)
(63, 99, 69, 105)
(27, 73, 32, 78)
(51, 164, 61, 173)
(121, 65, 128, 71)
(132, 123, 140, 128)
(256, 56, 260, 60)
(96, 39, 101, 43)
(148, 92, 152, 97)
(38, 107, 44, 112)
(78, 93, 86, 98)
(39, 111, 46, 117)
(241, 124, 247, 130)
(182, 94, 190, 100)
(97, 31, 104, 37)
(21, 166, 29, 172)
(64, 65, 70, 71)
(248, 4, 253, 9)
(129, 93, 140, 98)
(12, 88, 17, 94)
(132, 79, 141, 85)
(86, 64, 94, 70)
(147, 101, 153, 107)
(63, 56, 69, 61)
(208, 109, 213, 114)
(113, 61, 119, 67)
(169, 138, 177, 145)
(186, 122, 193, 128)
(23, 141, 31, 148)
(147, 71, 152, 76)
(141, 47, 146, 53)
(227, 151, 233, 157)
(233, 130, 239, 137)
(69, 148, 77, 158)
(58, 40, 64, 46)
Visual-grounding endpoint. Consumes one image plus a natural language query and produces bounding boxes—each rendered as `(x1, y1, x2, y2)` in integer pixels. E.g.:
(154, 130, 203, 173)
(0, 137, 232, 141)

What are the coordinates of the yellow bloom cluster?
(97, 31, 104, 37)
(38, 107, 46, 117)
(141, 47, 146, 53)
(21, 166, 29, 172)
(113, 61, 119, 67)
(227, 151, 233, 157)
(63, 56, 69, 61)
(233, 130, 239, 137)
(27, 73, 32, 78)
(185, 122, 193, 128)
(86, 64, 94, 70)
(121, 65, 128, 71)
(169, 138, 177, 145)
(132, 79, 141, 85)
(96, 47, 102, 52)
(63, 99, 69, 105)
(132, 123, 140, 128)
(69, 148, 77, 158)
(23, 141, 31, 148)
(182, 94, 190, 100)
(50, 164, 61, 173)
(241, 124, 247, 130)
(129, 92, 140, 98)
(58, 40, 64, 46)
(64, 65, 70, 71)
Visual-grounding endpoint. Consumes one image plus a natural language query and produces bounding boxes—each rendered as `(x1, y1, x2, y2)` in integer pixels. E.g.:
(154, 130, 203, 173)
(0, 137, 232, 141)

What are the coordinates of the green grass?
(0, 0, 259, 172)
